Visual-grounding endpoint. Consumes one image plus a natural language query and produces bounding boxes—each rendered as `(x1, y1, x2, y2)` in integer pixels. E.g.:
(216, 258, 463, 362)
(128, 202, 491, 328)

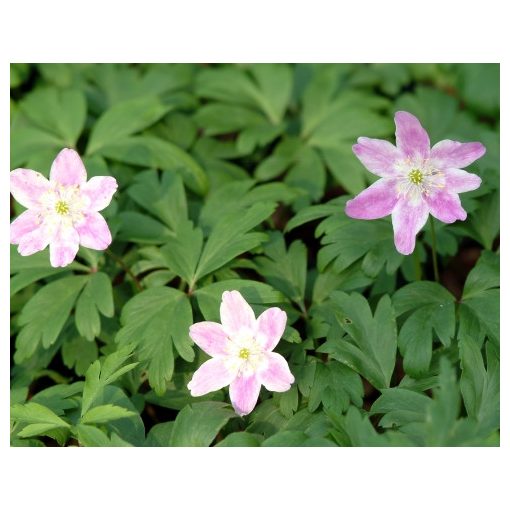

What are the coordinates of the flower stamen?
(55, 200, 69, 215)
(408, 169, 424, 185)
(239, 348, 250, 360)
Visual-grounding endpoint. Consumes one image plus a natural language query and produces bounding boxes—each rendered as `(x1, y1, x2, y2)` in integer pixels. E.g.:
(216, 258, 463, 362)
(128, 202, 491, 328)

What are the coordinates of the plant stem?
(106, 249, 143, 291)
(413, 249, 422, 281)
(429, 217, 440, 282)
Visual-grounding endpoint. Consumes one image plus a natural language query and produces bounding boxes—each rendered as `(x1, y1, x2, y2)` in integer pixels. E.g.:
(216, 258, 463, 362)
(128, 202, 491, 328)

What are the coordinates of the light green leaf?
(81, 404, 137, 424)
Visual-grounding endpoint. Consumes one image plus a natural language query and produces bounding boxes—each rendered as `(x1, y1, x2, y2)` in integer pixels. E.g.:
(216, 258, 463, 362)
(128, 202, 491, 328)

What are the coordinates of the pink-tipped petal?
(352, 137, 401, 177)
(189, 322, 229, 357)
(229, 374, 261, 416)
(81, 176, 118, 211)
(17, 223, 51, 256)
(256, 307, 287, 351)
(49, 225, 80, 267)
(10, 210, 41, 244)
(220, 290, 256, 336)
(75, 212, 112, 250)
(391, 198, 429, 255)
(431, 140, 486, 170)
(257, 352, 294, 392)
(187, 358, 235, 396)
(10, 169, 50, 209)
(443, 168, 482, 193)
(424, 190, 467, 224)
(345, 179, 398, 220)
(395, 111, 430, 160)
(50, 148, 87, 186)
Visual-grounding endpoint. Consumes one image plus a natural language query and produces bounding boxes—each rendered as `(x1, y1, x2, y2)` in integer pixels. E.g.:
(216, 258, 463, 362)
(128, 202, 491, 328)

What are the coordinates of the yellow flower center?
(55, 200, 70, 215)
(408, 169, 424, 185)
(239, 348, 250, 360)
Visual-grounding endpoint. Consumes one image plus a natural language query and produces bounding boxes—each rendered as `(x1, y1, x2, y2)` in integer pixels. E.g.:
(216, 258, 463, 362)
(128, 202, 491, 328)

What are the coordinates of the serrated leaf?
(116, 287, 194, 394)
(169, 402, 235, 447)
(87, 95, 173, 154)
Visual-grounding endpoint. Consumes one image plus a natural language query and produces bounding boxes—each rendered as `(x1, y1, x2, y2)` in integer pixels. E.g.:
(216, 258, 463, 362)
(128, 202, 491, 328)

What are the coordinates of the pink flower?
(10, 148, 118, 267)
(187, 290, 295, 416)
(345, 111, 485, 255)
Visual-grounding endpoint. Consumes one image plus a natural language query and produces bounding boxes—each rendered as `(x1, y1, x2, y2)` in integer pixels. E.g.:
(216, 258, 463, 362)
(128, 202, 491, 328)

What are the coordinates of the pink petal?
(424, 190, 467, 224)
(345, 179, 398, 219)
(187, 358, 235, 396)
(75, 212, 112, 250)
(81, 176, 118, 211)
(17, 222, 51, 256)
(431, 140, 486, 170)
(10, 210, 41, 244)
(257, 352, 294, 392)
(220, 290, 256, 336)
(255, 307, 287, 351)
(49, 225, 80, 267)
(189, 322, 229, 357)
(352, 137, 401, 177)
(395, 111, 430, 160)
(50, 148, 87, 186)
(229, 374, 261, 416)
(443, 168, 482, 194)
(391, 197, 429, 255)
(10, 169, 50, 209)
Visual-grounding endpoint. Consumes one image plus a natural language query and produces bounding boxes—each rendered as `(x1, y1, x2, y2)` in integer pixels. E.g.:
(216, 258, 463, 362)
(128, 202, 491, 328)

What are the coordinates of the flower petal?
(17, 221, 51, 256)
(189, 322, 229, 357)
(220, 290, 256, 336)
(10, 210, 41, 244)
(443, 168, 482, 193)
(10, 169, 50, 209)
(431, 140, 486, 170)
(352, 137, 401, 177)
(229, 374, 261, 416)
(257, 352, 294, 392)
(345, 179, 398, 219)
(255, 307, 287, 351)
(187, 357, 235, 396)
(75, 212, 112, 250)
(395, 111, 430, 160)
(50, 148, 87, 186)
(391, 197, 429, 255)
(424, 190, 467, 224)
(81, 176, 118, 211)
(49, 224, 80, 267)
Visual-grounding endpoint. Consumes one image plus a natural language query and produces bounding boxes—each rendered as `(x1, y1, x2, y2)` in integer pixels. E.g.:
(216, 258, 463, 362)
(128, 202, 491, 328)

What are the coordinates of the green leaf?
(318, 292, 397, 389)
(87, 95, 173, 154)
(216, 432, 262, 447)
(193, 202, 275, 282)
(116, 287, 194, 394)
(307, 361, 363, 413)
(169, 402, 236, 446)
(11, 402, 70, 434)
(393, 282, 456, 377)
(460, 251, 500, 345)
(19, 87, 87, 146)
(15, 276, 88, 362)
(127, 170, 188, 230)
(255, 232, 307, 308)
(81, 345, 138, 417)
(97, 135, 208, 195)
(160, 221, 203, 286)
(459, 337, 499, 435)
(81, 404, 137, 424)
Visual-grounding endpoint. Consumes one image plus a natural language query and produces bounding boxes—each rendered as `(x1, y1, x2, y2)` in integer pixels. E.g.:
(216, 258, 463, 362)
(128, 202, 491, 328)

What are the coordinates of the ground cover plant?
(10, 63, 500, 447)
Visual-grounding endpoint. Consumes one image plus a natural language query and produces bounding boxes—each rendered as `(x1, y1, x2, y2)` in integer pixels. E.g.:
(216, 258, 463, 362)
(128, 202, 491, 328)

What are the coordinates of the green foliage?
(10, 63, 499, 447)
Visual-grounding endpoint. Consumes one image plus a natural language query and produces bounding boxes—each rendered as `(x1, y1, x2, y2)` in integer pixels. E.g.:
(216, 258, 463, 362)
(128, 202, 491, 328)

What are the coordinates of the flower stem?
(429, 217, 440, 282)
(413, 249, 422, 281)
(106, 249, 143, 291)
